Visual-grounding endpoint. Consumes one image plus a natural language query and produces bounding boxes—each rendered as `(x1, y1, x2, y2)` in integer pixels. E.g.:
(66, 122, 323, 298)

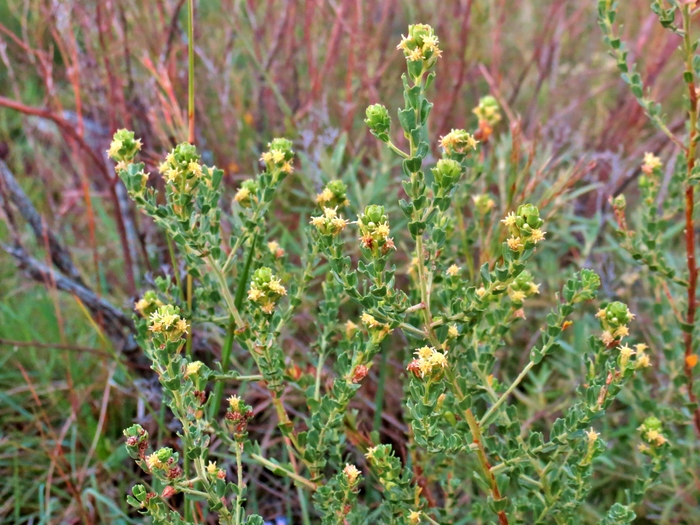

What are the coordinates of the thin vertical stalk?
(183, 1, 196, 519)
(682, 6, 700, 435)
(464, 408, 509, 525)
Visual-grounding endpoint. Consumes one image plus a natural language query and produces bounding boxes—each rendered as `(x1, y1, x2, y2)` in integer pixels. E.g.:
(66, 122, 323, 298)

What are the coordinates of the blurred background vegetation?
(0, 1, 697, 523)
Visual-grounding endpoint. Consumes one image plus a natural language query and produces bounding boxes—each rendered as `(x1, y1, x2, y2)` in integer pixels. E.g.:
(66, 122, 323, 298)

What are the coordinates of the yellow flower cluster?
(501, 204, 546, 253)
(316, 180, 349, 209)
(439, 129, 479, 156)
(157, 147, 206, 190)
(360, 312, 393, 344)
(267, 240, 285, 259)
(408, 346, 448, 378)
(357, 205, 395, 256)
(618, 343, 651, 369)
(145, 447, 174, 471)
(396, 24, 442, 64)
(248, 267, 287, 314)
(343, 463, 361, 485)
(259, 138, 295, 175)
(637, 417, 667, 453)
(310, 207, 349, 237)
(206, 460, 226, 480)
(596, 302, 634, 346)
(148, 305, 189, 343)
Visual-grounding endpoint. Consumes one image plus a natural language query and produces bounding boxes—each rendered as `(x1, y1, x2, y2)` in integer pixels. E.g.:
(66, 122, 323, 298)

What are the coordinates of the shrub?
(112, 20, 678, 525)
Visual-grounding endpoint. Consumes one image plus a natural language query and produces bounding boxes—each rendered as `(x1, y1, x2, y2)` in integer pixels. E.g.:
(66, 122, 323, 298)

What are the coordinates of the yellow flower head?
(408, 510, 422, 525)
(585, 427, 600, 443)
(507, 236, 524, 251)
(447, 264, 461, 277)
(316, 187, 334, 205)
(530, 229, 546, 244)
(361, 312, 379, 328)
(343, 463, 361, 484)
(642, 152, 662, 173)
(186, 361, 203, 376)
(448, 324, 459, 338)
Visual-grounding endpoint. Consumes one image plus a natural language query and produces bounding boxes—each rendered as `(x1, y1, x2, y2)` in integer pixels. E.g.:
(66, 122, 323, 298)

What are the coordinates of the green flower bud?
(252, 267, 273, 287)
(365, 104, 391, 140)
(131, 484, 147, 501)
(602, 301, 633, 328)
(516, 204, 544, 229)
(108, 129, 142, 163)
(643, 416, 662, 431)
(432, 158, 462, 189)
(363, 205, 387, 226)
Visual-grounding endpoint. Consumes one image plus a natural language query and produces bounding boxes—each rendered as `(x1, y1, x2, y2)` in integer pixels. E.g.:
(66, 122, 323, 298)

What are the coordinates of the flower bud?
(316, 180, 349, 208)
(108, 129, 142, 163)
(249, 267, 286, 314)
(507, 270, 540, 305)
(612, 194, 626, 211)
(123, 424, 149, 460)
(365, 104, 391, 140)
(260, 138, 295, 175)
(357, 205, 395, 257)
(501, 204, 546, 251)
(432, 158, 462, 189)
(234, 179, 259, 208)
(396, 24, 442, 72)
(134, 290, 163, 318)
(473, 95, 502, 126)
